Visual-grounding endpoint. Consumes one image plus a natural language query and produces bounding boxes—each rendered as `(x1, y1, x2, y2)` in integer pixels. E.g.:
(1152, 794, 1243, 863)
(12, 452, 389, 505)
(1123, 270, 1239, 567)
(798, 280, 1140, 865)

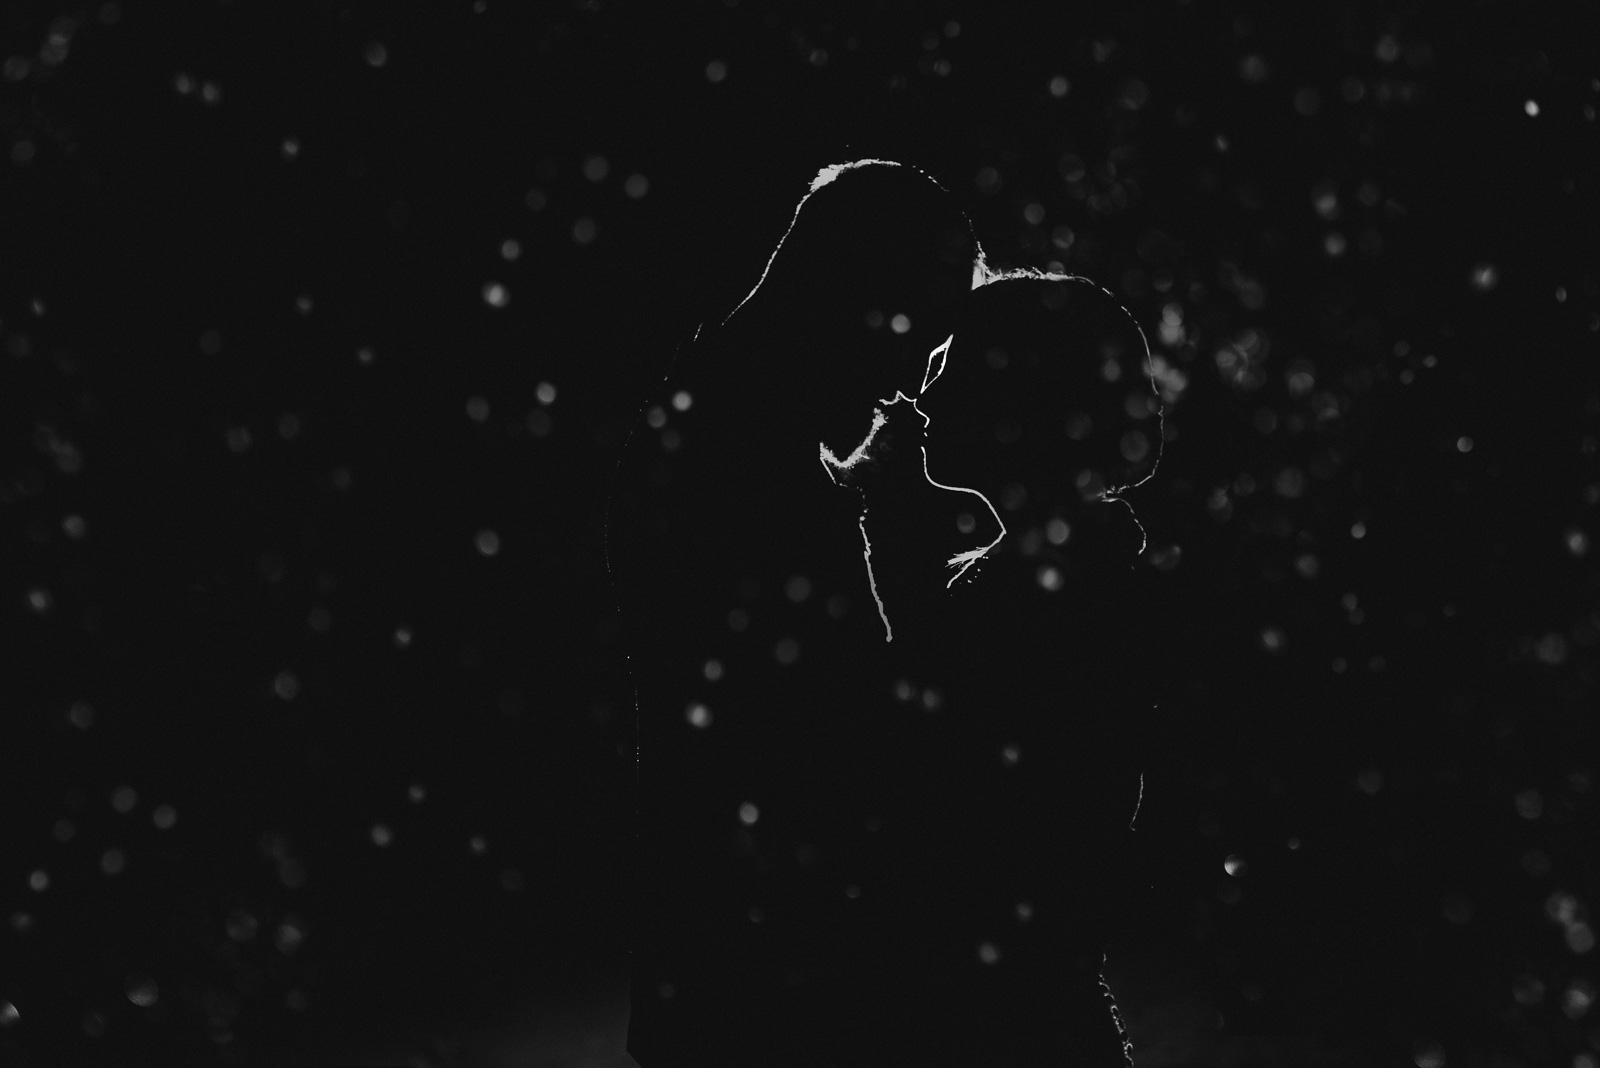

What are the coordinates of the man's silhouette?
(606, 162, 982, 1067)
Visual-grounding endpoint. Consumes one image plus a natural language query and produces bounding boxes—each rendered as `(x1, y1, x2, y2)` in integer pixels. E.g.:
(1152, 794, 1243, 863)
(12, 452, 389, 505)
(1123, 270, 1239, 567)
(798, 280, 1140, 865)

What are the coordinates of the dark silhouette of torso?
(606, 165, 1156, 1067)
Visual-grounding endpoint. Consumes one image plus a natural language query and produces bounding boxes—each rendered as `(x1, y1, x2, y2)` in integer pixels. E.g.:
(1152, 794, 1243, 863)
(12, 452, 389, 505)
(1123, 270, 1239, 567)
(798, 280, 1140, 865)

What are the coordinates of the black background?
(2, 1, 1597, 1065)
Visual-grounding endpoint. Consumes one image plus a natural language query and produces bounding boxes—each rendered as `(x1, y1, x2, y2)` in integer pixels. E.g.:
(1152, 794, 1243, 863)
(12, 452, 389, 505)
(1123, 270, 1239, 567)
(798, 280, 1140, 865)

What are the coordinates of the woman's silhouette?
(831, 273, 1160, 1065)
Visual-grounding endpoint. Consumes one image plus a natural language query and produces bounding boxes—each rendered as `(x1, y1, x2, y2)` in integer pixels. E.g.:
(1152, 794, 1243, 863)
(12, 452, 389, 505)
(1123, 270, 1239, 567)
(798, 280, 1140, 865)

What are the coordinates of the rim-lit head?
(917, 274, 1160, 514)
(715, 161, 977, 457)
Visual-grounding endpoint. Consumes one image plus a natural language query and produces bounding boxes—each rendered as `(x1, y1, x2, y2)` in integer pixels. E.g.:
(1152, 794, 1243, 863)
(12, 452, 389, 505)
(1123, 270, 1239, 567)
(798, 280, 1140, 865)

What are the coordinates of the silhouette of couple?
(606, 161, 1161, 1067)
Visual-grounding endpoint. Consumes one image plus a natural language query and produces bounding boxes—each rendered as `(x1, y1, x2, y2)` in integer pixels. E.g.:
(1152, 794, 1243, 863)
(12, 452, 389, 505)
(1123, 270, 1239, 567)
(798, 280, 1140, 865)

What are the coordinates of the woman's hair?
(922, 273, 1161, 520)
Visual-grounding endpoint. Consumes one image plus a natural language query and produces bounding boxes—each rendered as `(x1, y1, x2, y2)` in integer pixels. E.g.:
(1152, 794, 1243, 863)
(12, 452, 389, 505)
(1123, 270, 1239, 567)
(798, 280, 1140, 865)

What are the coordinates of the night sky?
(3, 1, 1597, 1066)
